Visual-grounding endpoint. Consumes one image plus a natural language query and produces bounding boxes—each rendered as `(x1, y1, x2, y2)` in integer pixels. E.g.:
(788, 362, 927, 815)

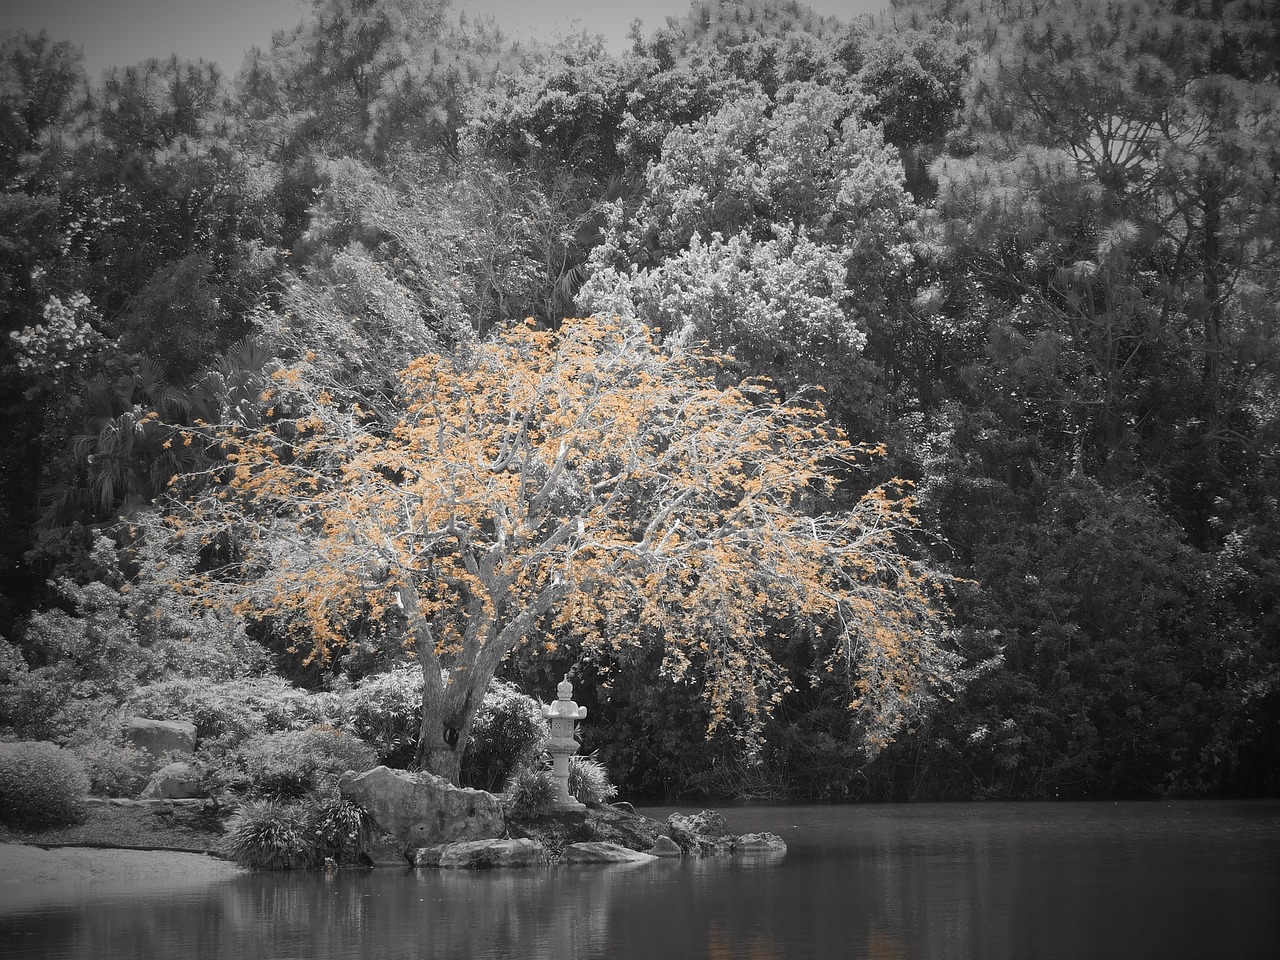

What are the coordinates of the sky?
(3, 0, 890, 80)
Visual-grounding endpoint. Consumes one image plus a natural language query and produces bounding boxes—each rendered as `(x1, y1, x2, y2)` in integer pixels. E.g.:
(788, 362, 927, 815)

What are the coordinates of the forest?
(1, 0, 1277, 805)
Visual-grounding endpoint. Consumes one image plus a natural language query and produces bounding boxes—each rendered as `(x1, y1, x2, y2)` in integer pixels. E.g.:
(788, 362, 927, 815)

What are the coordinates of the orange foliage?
(153, 317, 956, 756)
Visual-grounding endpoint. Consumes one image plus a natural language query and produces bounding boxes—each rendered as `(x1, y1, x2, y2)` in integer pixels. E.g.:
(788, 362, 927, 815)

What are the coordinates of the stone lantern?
(541, 675, 587, 811)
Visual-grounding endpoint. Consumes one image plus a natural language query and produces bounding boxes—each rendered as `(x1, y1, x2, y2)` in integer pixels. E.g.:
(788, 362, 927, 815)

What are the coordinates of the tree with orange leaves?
(149, 317, 958, 783)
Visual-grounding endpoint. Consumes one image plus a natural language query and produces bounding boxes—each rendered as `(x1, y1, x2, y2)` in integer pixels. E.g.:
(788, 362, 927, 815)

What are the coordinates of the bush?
(223, 801, 312, 869)
(218, 728, 378, 801)
(69, 736, 148, 798)
(462, 680, 548, 791)
(0, 637, 107, 742)
(222, 797, 375, 870)
(125, 677, 326, 745)
(0, 741, 90, 829)
(505, 762, 558, 818)
(338, 666, 422, 767)
(568, 755, 618, 805)
(339, 670, 547, 779)
(309, 796, 375, 865)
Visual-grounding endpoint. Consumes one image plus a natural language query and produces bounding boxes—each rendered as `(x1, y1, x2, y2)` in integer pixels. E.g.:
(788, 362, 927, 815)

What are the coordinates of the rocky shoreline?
(2, 767, 786, 878)
(340, 765, 786, 869)
(400, 804, 787, 868)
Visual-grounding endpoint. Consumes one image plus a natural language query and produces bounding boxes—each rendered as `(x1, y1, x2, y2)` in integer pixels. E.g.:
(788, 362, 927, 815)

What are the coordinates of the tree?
(235, 0, 506, 163)
(855, 24, 970, 197)
(0, 30, 85, 180)
(927, 0, 1280, 535)
(579, 226, 867, 417)
(580, 79, 921, 432)
(148, 317, 958, 783)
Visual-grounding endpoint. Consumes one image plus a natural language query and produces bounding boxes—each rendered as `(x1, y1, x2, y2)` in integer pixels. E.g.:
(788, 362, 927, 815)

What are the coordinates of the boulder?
(668, 810, 731, 838)
(411, 844, 449, 868)
(141, 761, 205, 800)
(415, 838, 549, 869)
(339, 766, 504, 846)
(645, 835, 683, 858)
(561, 842, 656, 864)
(124, 718, 196, 768)
(506, 802, 668, 858)
(666, 809, 737, 854)
(364, 832, 412, 867)
(734, 832, 788, 854)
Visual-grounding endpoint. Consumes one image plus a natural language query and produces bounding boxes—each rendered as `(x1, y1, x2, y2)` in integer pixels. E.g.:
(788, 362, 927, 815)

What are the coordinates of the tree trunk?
(399, 576, 569, 783)
(414, 659, 487, 785)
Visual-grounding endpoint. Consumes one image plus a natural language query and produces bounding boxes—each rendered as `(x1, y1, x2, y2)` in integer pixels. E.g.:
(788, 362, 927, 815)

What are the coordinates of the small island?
(1, 679, 782, 876)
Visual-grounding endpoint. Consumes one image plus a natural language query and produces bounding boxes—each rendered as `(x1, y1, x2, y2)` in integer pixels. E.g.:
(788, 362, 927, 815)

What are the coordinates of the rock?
(141, 761, 205, 799)
(668, 810, 732, 838)
(735, 832, 787, 854)
(415, 838, 549, 869)
(506, 803, 669, 859)
(609, 801, 636, 814)
(411, 844, 449, 868)
(364, 832, 412, 867)
(339, 766, 504, 846)
(561, 842, 657, 864)
(504, 806, 785, 864)
(666, 810, 751, 856)
(645, 835, 683, 858)
(124, 718, 197, 758)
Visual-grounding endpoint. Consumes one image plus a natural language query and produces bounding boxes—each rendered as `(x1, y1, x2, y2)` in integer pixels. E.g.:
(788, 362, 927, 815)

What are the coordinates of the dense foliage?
(1, 0, 1276, 801)
(222, 796, 374, 870)
(0, 740, 90, 828)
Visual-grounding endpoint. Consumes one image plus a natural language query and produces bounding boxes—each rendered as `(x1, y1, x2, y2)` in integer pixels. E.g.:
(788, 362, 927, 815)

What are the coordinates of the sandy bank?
(0, 842, 243, 887)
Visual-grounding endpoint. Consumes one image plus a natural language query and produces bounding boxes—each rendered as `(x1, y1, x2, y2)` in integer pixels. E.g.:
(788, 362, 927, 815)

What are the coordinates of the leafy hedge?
(210, 728, 378, 800)
(0, 740, 90, 829)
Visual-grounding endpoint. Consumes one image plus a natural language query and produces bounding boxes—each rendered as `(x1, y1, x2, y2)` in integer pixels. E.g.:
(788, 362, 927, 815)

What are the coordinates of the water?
(3, 801, 1278, 959)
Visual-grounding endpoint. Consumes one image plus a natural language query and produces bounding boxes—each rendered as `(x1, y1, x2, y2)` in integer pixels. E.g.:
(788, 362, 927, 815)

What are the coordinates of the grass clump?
(505, 762, 558, 818)
(223, 801, 312, 869)
(223, 797, 375, 870)
(569, 755, 618, 805)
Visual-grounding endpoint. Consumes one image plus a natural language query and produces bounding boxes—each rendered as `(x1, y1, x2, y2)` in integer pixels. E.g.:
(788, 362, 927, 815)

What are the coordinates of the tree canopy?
(148, 317, 958, 782)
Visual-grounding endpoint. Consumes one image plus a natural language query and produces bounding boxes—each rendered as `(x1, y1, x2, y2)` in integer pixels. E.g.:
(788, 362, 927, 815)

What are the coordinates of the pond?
(3, 801, 1279, 959)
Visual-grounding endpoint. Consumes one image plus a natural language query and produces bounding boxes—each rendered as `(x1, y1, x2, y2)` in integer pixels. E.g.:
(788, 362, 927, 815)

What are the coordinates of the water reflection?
(3, 802, 1278, 960)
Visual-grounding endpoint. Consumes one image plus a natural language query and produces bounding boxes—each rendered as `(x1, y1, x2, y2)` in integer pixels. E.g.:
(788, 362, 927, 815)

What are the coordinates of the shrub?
(222, 797, 375, 870)
(505, 762, 558, 818)
(309, 796, 375, 865)
(124, 677, 326, 745)
(462, 680, 548, 791)
(223, 801, 312, 869)
(338, 666, 422, 767)
(339, 671, 548, 778)
(568, 755, 618, 805)
(219, 728, 378, 801)
(0, 637, 106, 742)
(125, 679, 265, 743)
(69, 736, 148, 798)
(0, 741, 90, 829)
